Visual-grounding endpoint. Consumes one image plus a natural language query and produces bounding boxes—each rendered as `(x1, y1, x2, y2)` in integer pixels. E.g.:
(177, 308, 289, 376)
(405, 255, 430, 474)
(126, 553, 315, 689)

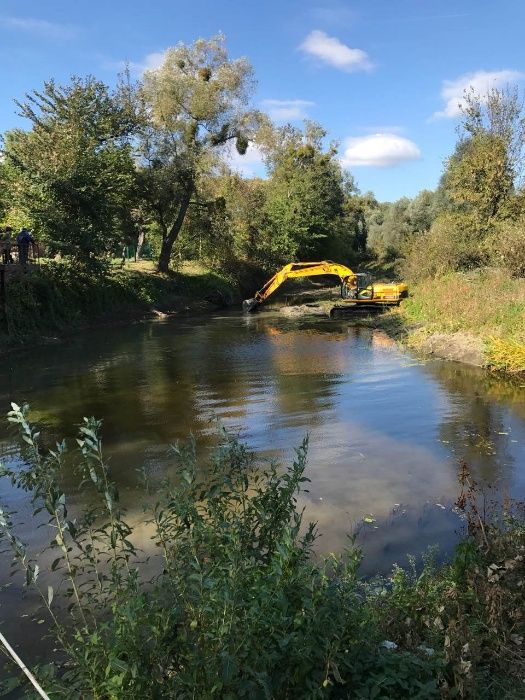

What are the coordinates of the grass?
(0, 259, 241, 346)
(399, 269, 525, 374)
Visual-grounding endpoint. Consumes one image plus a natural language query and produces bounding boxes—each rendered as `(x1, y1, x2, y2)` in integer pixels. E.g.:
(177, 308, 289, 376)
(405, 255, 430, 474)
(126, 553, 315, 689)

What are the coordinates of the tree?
(263, 122, 345, 261)
(2, 76, 136, 268)
(407, 189, 438, 233)
(340, 179, 375, 256)
(443, 132, 513, 222)
(461, 86, 525, 185)
(440, 87, 525, 224)
(367, 198, 412, 259)
(138, 35, 261, 272)
(211, 173, 269, 263)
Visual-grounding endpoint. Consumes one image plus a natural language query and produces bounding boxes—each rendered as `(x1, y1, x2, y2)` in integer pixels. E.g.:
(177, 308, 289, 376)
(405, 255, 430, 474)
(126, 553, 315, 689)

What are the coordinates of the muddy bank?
(407, 330, 485, 366)
(274, 301, 487, 368)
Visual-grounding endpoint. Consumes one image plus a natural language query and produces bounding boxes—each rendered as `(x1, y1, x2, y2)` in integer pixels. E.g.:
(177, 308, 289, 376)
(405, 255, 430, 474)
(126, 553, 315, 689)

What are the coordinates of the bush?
(373, 463, 525, 697)
(487, 218, 525, 278)
(0, 407, 444, 699)
(402, 212, 489, 283)
(1, 407, 523, 698)
(486, 336, 525, 374)
(1, 261, 240, 343)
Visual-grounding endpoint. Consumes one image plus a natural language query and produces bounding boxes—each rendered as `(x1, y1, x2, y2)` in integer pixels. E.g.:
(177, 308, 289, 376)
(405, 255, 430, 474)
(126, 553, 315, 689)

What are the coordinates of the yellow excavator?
(243, 261, 408, 313)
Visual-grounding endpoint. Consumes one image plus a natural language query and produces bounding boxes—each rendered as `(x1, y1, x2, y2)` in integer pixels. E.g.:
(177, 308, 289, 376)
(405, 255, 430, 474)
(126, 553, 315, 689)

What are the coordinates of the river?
(1, 310, 525, 666)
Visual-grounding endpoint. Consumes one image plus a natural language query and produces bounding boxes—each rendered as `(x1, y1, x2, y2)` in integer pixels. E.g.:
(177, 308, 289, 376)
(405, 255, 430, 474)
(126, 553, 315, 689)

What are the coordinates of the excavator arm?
(243, 261, 356, 312)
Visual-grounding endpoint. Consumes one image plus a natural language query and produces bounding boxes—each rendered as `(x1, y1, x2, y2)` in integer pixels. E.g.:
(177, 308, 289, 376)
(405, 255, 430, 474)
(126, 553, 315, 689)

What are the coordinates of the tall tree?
(211, 173, 269, 263)
(263, 122, 345, 261)
(407, 189, 438, 233)
(340, 176, 369, 255)
(440, 87, 525, 223)
(443, 132, 513, 221)
(3, 77, 136, 268)
(138, 35, 261, 272)
(461, 86, 525, 184)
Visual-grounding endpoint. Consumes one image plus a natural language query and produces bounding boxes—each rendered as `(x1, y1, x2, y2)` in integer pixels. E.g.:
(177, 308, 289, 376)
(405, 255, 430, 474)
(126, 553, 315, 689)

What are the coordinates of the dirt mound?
(280, 304, 328, 317)
(412, 331, 485, 366)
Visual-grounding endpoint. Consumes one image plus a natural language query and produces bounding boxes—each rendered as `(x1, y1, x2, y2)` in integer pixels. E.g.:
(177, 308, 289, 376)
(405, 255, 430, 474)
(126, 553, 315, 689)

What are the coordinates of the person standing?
(2, 227, 13, 264)
(16, 228, 33, 265)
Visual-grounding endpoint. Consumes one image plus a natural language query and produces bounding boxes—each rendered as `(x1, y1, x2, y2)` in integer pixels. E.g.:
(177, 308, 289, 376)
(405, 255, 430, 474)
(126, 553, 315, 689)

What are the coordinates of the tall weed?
(1, 408, 523, 698)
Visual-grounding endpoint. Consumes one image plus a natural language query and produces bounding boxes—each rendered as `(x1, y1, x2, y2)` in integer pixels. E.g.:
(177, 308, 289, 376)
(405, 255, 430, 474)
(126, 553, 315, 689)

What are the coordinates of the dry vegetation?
(400, 270, 525, 374)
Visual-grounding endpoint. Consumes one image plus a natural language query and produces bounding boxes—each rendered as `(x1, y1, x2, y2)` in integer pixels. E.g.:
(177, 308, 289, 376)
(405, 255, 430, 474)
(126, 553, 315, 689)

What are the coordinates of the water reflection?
(1, 311, 525, 659)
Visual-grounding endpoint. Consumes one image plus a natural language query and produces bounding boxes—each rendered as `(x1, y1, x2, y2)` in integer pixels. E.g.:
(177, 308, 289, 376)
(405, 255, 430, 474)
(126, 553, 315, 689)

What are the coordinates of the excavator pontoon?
(243, 261, 408, 313)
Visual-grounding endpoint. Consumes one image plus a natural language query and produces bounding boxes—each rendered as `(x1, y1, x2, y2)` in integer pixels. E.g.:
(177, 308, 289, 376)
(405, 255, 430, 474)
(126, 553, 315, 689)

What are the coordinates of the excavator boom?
(243, 261, 356, 312)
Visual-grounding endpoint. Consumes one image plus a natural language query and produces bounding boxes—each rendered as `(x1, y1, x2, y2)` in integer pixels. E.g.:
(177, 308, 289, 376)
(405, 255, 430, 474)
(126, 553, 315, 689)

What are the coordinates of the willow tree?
(140, 35, 260, 272)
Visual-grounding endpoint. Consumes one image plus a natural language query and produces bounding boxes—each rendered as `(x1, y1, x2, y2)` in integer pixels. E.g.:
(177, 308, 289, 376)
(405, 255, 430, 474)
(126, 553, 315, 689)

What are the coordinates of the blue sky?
(0, 0, 524, 201)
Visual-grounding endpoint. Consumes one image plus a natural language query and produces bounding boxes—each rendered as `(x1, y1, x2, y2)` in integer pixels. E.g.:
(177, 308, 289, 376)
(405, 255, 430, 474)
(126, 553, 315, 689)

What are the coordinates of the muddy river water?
(1, 310, 524, 665)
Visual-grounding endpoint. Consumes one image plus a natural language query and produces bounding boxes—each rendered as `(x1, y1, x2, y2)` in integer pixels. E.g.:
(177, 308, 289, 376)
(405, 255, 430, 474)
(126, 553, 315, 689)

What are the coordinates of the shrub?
(373, 463, 525, 698)
(486, 336, 525, 374)
(1, 407, 523, 698)
(487, 218, 525, 278)
(0, 406, 445, 698)
(402, 212, 490, 283)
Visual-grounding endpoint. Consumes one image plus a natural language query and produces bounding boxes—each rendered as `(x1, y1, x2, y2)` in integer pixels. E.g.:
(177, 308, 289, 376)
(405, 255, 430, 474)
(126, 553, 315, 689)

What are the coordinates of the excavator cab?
(341, 272, 373, 300)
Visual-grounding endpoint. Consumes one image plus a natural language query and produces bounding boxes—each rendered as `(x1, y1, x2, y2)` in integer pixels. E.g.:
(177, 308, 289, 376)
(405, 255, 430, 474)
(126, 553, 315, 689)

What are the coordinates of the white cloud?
(299, 30, 372, 72)
(223, 141, 265, 178)
(434, 69, 524, 119)
(340, 133, 421, 168)
(0, 16, 77, 40)
(107, 50, 167, 76)
(135, 51, 167, 74)
(260, 99, 315, 121)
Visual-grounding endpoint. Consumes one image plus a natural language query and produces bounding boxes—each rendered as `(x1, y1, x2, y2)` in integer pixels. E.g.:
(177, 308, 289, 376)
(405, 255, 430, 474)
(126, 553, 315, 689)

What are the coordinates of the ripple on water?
(0, 312, 525, 654)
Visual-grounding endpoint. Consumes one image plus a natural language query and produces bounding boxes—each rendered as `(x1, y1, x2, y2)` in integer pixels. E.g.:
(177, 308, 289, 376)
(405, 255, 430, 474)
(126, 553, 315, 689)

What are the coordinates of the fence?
(0, 241, 40, 266)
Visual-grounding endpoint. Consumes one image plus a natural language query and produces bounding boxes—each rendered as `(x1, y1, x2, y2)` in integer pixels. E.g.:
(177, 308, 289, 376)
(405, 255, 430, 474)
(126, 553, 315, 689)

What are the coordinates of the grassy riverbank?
(0, 260, 246, 347)
(1, 408, 524, 698)
(400, 270, 525, 374)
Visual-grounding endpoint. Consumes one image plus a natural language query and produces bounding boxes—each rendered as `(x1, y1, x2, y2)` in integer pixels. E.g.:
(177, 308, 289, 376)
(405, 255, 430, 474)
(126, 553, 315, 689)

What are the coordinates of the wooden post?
(0, 267, 5, 321)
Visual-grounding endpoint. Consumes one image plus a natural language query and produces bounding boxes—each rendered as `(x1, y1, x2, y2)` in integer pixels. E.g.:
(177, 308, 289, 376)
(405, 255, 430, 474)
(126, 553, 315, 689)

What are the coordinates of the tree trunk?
(157, 184, 194, 273)
(135, 229, 145, 262)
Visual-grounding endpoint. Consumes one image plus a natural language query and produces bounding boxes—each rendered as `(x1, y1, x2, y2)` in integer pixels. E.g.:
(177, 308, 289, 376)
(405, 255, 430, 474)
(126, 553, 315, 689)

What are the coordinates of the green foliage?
(402, 212, 488, 282)
(366, 190, 442, 262)
(263, 126, 345, 262)
(2, 409, 524, 698)
(398, 268, 525, 373)
(207, 174, 271, 267)
(460, 85, 525, 183)
(373, 464, 525, 697)
(486, 216, 525, 277)
(138, 34, 263, 272)
(401, 88, 525, 283)
(0, 261, 239, 343)
(0, 408, 446, 699)
(443, 133, 514, 221)
(402, 269, 525, 339)
(2, 77, 137, 269)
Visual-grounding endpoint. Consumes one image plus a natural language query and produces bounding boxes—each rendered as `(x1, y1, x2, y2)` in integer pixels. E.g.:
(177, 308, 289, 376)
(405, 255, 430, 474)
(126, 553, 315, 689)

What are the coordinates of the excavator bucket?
(243, 297, 260, 313)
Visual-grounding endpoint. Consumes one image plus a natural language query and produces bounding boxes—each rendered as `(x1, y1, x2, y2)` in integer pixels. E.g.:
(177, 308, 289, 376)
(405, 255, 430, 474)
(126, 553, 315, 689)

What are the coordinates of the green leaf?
(221, 653, 238, 684)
